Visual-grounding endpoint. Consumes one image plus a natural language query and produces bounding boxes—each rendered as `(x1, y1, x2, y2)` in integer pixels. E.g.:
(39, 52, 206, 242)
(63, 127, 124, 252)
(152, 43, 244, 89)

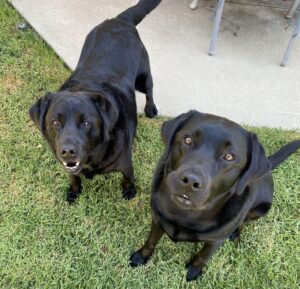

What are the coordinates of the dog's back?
(61, 0, 162, 93)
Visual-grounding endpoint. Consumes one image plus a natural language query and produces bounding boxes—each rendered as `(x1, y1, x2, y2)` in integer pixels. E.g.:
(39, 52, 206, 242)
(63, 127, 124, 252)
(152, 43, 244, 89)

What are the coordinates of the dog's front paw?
(229, 228, 240, 245)
(129, 251, 150, 267)
(122, 187, 136, 200)
(186, 264, 202, 282)
(144, 104, 158, 118)
(66, 187, 81, 204)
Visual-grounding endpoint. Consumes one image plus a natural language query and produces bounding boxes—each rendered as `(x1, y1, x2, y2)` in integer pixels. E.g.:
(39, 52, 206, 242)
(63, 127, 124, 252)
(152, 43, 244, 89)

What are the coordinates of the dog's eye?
(82, 120, 90, 126)
(52, 120, 60, 126)
(184, 137, 192, 145)
(223, 153, 236, 161)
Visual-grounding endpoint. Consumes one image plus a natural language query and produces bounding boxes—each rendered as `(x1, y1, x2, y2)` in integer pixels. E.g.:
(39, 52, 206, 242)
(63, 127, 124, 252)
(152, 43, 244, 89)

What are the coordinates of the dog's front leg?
(129, 220, 164, 267)
(120, 162, 137, 200)
(186, 240, 224, 281)
(67, 175, 82, 204)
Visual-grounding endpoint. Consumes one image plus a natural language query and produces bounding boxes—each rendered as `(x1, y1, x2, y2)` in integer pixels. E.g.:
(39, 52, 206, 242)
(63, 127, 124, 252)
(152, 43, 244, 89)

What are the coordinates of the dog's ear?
(236, 133, 271, 195)
(29, 93, 54, 135)
(161, 110, 197, 152)
(90, 93, 119, 142)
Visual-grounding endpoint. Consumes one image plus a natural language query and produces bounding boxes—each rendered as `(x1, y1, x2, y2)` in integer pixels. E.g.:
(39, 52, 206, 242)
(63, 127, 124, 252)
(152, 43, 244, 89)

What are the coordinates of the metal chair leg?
(190, 0, 199, 10)
(286, 0, 300, 19)
(208, 0, 226, 56)
(281, 13, 300, 66)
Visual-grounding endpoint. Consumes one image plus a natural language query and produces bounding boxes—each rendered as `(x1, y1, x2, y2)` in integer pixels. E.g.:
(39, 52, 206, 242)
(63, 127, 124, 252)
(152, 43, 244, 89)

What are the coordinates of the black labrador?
(29, 0, 161, 203)
(130, 110, 300, 281)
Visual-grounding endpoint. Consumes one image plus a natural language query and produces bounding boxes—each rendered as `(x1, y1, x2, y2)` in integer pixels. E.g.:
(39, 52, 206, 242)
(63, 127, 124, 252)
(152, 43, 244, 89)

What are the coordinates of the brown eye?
(223, 153, 235, 161)
(184, 137, 192, 145)
(82, 120, 90, 126)
(52, 120, 60, 126)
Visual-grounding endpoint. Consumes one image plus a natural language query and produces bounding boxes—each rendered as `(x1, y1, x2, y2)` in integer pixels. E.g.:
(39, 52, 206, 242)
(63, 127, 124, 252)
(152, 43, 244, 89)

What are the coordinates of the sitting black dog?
(130, 110, 300, 281)
(29, 0, 161, 203)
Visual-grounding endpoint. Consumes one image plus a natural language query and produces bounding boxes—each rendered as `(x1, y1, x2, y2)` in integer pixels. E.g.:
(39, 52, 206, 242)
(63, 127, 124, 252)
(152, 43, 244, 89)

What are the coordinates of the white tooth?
(63, 162, 67, 166)
(76, 162, 79, 167)
(183, 194, 188, 199)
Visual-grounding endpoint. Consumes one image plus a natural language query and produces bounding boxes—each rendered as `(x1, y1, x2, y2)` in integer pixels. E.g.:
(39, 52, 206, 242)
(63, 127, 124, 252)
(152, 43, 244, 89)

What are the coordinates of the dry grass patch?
(0, 75, 24, 92)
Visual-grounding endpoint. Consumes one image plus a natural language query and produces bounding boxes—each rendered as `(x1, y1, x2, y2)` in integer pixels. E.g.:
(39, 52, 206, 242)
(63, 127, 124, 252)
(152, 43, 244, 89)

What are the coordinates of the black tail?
(268, 140, 300, 170)
(117, 0, 161, 26)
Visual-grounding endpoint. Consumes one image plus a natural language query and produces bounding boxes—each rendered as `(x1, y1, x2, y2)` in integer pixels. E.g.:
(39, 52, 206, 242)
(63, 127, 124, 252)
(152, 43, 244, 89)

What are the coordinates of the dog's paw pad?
(144, 104, 158, 118)
(129, 251, 149, 267)
(186, 264, 202, 282)
(122, 188, 136, 200)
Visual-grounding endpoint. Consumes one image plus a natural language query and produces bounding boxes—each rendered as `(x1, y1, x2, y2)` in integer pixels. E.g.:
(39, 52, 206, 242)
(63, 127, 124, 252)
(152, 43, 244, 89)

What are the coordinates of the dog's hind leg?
(229, 227, 241, 245)
(135, 62, 158, 118)
(144, 71, 158, 118)
(245, 203, 272, 222)
(67, 175, 82, 204)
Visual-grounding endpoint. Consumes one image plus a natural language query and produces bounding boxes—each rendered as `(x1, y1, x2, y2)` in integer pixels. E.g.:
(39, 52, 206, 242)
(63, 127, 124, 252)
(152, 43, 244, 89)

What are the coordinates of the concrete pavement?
(11, 0, 300, 129)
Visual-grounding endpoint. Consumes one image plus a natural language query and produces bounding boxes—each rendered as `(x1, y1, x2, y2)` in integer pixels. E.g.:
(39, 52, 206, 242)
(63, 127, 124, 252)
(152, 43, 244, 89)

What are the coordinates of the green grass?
(0, 1, 300, 288)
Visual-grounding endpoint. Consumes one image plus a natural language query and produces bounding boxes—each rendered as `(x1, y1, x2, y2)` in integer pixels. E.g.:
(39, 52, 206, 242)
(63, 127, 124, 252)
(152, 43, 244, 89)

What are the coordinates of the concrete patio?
(11, 0, 300, 129)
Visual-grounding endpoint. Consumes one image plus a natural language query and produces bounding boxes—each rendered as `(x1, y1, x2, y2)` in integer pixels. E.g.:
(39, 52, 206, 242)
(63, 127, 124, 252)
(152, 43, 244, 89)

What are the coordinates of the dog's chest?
(161, 221, 205, 242)
(81, 167, 105, 179)
(152, 198, 220, 242)
(81, 160, 118, 178)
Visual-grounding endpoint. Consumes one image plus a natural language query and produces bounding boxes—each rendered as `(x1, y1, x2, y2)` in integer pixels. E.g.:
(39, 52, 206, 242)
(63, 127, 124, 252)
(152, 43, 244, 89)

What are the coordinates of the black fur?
(117, 0, 161, 26)
(130, 110, 300, 281)
(29, 0, 161, 203)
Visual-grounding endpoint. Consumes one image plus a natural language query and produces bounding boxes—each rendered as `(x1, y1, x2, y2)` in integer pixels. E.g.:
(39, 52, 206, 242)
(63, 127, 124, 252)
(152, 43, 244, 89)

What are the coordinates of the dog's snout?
(60, 144, 77, 158)
(179, 173, 204, 192)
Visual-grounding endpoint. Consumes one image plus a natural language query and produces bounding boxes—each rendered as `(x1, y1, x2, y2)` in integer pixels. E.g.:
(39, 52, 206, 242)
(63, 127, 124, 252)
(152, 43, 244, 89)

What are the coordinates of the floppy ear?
(90, 93, 119, 142)
(161, 110, 197, 153)
(235, 133, 271, 195)
(29, 93, 54, 135)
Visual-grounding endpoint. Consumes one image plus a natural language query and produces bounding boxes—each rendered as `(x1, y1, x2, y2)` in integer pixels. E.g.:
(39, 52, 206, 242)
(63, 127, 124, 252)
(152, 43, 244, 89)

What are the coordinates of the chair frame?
(189, 0, 300, 65)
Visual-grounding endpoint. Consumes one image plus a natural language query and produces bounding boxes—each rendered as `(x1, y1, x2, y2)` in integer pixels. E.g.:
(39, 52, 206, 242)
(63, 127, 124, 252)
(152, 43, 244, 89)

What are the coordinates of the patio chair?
(190, 0, 225, 55)
(189, 0, 299, 17)
(189, 0, 300, 64)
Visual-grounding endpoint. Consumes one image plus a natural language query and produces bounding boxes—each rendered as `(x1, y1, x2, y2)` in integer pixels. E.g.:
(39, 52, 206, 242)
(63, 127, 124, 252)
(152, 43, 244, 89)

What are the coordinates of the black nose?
(60, 145, 76, 157)
(179, 173, 204, 191)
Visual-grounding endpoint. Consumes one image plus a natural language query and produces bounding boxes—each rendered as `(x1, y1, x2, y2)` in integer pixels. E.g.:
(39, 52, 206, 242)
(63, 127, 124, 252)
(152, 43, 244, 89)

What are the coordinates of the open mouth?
(174, 194, 193, 207)
(62, 161, 81, 173)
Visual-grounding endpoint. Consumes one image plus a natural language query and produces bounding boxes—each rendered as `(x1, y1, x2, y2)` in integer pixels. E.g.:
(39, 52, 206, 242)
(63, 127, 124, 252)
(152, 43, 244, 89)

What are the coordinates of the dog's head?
(29, 91, 118, 174)
(159, 110, 271, 211)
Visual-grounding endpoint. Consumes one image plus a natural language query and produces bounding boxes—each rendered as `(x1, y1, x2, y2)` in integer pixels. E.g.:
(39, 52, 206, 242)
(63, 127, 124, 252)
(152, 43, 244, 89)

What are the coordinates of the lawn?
(0, 1, 299, 288)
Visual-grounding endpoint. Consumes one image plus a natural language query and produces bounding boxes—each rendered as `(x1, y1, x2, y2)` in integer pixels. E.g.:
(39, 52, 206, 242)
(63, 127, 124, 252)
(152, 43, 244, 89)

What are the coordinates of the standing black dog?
(29, 0, 161, 203)
(130, 110, 300, 281)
